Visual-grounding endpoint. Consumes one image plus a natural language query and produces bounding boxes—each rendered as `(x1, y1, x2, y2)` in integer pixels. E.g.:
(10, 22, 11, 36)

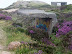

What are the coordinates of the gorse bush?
(27, 27, 49, 41)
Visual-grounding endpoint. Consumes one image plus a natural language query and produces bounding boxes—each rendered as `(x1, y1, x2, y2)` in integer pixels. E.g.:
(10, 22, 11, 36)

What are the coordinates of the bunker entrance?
(36, 18, 52, 31)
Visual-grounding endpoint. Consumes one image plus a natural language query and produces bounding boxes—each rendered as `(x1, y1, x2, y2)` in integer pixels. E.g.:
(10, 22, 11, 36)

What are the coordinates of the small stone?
(8, 41, 21, 50)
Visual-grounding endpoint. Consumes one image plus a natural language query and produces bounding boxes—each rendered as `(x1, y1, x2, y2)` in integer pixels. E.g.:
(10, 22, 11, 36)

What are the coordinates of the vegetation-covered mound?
(6, 1, 50, 10)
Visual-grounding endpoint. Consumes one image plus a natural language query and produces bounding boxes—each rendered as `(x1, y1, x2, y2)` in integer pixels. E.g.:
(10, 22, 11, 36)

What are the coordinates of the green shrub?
(4, 25, 25, 33)
(15, 43, 37, 54)
(42, 46, 55, 54)
(4, 26, 16, 32)
(12, 23, 23, 27)
(16, 27, 24, 33)
(26, 27, 49, 41)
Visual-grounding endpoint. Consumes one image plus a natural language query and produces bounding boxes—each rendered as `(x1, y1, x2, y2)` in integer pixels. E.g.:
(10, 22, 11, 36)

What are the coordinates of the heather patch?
(52, 20, 72, 37)
(1, 14, 72, 54)
(0, 14, 12, 20)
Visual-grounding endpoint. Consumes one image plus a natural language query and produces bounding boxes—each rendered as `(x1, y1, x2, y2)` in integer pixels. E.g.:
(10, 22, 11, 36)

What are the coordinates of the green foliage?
(65, 5, 72, 11)
(49, 32, 72, 54)
(15, 43, 37, 54)
(27, 27, 49, 41)
(4, 25, 40, 54)
(16, 27, 24, 32)
(3, 20, 72, 54)
(42, 46, 55, 54)
(49, 34, 62, 45)
(3, 25, 35, 45)
(4, 25, 25, 33)
(53, 46, 64, 54)
(52, 27, 58, 35)
(12, 23, 23, 27)
(12, 17, 17, 21)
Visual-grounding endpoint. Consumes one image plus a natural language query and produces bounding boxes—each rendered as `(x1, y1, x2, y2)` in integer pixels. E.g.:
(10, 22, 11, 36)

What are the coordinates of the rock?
(8, 41, 21, 50)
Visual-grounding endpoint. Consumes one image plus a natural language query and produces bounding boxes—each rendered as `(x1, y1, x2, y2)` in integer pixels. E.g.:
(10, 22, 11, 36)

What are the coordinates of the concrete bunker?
(17, 9, 58, 35)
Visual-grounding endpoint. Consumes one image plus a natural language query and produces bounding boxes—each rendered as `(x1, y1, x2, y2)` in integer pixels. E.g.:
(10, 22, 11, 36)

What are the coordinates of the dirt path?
(0, 21, 14, 54)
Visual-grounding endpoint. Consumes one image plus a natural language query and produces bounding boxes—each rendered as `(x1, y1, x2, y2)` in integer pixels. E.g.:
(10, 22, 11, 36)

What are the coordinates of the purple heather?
(29, 30, 35, 34)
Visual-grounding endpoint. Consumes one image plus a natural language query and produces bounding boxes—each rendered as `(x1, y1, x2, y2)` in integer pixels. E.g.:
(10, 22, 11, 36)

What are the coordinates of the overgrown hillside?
(48, 4, 72, 21)
(6, 1, 51, 10)
(60, 4, 72, 13)
(0, 1, 72, 54)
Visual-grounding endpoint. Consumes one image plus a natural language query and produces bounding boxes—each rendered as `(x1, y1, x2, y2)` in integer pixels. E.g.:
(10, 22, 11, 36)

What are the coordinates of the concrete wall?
(51, 2, 57, 6)
(51, 2, 67, 6)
